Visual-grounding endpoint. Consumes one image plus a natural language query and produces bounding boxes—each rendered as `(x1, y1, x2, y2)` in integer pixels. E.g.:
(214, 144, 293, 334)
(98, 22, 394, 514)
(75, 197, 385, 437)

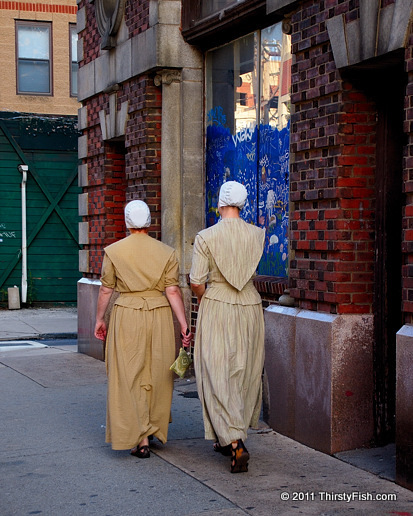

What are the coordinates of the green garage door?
(0, 115, 81, 304)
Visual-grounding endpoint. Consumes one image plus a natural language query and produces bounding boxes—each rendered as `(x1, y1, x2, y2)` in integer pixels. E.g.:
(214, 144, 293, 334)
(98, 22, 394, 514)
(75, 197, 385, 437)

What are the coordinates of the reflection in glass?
(18, 60, 50, 93)
(206, 32, 258, 134)
(18, 26, 49, 59)
(70, 26, 78, 96)
(260, 23, 291, 130)
(71, 28, 78, 62)
(206, 32, 258, 227)
(71, 63, 78, 96)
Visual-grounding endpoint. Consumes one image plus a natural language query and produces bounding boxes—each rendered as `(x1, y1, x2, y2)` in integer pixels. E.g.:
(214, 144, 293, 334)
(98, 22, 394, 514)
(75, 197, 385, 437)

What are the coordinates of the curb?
(0, 333, 78, 342)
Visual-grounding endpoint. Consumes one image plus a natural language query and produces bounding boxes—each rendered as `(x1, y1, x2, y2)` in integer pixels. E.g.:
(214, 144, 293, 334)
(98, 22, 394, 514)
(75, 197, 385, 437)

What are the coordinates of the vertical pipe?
(18, 165, 28, 304)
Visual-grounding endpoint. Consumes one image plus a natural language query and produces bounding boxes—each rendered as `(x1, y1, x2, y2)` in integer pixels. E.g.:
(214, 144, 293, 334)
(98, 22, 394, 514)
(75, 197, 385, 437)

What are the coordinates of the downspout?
(18, 165, 28, 304)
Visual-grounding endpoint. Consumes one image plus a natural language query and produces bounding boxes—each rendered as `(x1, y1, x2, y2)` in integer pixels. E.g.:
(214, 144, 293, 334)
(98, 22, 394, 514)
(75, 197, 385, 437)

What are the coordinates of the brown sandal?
(230, 439, 249, 473)
(130, 445, 150, 458)
(213, 442, 232, 456)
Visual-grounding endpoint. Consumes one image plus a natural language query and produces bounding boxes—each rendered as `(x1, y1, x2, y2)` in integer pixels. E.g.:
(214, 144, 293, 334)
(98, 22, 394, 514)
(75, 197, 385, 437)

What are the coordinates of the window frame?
(69, 23, 78, 97)
(181, 0, 280, 49)
(15, 20, 53, 96)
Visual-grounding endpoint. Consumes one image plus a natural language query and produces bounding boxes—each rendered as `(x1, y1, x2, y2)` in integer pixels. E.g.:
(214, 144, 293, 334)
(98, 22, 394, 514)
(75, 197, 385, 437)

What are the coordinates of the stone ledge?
(264, 308, 374, 454)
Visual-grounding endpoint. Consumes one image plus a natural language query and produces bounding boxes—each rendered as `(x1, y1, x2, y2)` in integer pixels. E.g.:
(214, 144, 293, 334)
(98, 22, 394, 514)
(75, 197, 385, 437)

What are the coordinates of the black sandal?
(230, 439, 249, 473)
(213, 442, 232, 456)
(130, 445, 150, 458)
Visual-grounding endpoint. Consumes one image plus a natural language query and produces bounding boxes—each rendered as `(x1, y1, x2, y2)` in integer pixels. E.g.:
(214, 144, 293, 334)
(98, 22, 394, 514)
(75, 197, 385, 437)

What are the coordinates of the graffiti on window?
(205, 115, 289, 276)
(205, 120, 257, 228)
(257, 122, 290, 276)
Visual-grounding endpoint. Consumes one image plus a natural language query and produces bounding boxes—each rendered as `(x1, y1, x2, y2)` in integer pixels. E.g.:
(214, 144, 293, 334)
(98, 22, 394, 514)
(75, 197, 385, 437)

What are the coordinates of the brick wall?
(125, 0, 150, 37)
(82, 94, 127, 277)
(79, 0, 151, 67)
(190, 295, 198, 336)
(79, 0, 99, 66)
(78, 1, 162, 278)
(123, 76, 163, 241)
(289, 0, 377, 315)
(87, 145, 126, 276)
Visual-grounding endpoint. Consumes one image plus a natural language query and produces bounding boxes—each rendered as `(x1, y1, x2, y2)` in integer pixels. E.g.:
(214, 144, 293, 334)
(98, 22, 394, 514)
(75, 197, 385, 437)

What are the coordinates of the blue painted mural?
(206, 107, 290, 277)
(205, 107, 258, 228)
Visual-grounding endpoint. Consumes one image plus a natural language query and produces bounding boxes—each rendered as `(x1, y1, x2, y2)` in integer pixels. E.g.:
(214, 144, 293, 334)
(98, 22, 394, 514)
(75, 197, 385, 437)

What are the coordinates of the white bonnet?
(218, 181, 248, 209)
(124, 200, 151, 229)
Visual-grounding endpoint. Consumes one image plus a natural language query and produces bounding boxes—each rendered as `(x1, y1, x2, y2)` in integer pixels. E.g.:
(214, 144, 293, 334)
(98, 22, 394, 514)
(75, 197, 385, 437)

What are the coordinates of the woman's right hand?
(94, 320, 107, 341)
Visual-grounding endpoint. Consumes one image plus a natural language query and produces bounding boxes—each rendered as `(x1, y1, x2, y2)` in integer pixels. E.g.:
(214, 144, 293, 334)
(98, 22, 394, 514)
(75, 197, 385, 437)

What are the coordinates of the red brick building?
(77, 0, 413, 490)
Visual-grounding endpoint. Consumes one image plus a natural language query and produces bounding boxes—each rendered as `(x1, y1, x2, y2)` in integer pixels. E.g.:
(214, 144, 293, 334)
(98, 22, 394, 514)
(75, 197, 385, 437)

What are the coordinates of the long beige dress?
(190, 217, 265, 446)
(100, 232, 178, 450)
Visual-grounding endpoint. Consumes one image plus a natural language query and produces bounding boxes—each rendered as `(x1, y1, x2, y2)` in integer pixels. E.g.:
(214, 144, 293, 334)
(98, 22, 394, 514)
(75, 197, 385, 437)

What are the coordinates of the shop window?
(16, 21, 52, 95)
(205, 21, 291, 277)
(70, 24, 78, 97)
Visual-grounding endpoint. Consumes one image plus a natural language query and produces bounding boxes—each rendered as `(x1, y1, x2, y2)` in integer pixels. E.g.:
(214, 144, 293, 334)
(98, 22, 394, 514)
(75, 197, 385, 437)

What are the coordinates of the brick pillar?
(125, 75, 162, 240)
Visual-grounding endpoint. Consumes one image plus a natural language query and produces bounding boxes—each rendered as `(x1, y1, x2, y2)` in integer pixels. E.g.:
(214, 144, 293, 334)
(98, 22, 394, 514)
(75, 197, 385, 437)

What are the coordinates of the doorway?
(373, 61, 405, 445)
(350, 56, 406, 445)
(347, 55, 405, 446)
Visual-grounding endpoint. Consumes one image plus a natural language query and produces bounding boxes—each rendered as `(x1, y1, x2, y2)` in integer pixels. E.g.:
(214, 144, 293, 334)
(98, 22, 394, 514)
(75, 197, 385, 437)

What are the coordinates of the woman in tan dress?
(190, 181, 265, 473)
(94, 200, 192, 458)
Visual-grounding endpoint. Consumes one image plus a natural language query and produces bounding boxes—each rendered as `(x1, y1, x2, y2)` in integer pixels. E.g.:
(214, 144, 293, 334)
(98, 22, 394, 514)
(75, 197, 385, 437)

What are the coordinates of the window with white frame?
(16, 21, 52, 95)
(70, 24, 78, 97)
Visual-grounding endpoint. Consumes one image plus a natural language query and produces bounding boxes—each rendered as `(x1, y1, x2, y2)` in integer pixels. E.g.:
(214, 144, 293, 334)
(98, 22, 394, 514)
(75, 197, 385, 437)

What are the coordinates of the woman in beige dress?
(190, 181, 265, 473)
(94, 200, 192, 458)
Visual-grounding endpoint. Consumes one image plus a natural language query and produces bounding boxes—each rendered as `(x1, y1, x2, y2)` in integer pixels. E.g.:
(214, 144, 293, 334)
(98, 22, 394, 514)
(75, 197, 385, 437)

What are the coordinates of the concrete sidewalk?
(0, 308, 412, 515)
(0, 306, 77, 341)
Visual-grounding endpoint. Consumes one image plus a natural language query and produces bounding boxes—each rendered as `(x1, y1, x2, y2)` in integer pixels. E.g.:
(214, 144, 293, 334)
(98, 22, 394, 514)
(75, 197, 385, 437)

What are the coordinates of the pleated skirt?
(194, 298, 265, 446)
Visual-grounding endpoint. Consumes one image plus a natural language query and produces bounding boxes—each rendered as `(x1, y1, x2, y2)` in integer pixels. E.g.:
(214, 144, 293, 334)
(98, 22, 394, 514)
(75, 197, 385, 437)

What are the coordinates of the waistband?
(118, 290, 163, 298)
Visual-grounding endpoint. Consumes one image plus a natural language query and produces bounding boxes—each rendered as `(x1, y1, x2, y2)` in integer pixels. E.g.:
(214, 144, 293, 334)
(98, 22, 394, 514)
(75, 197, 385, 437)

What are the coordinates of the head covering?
(124, 200, 151, 229)
(218, 181, 248, 209)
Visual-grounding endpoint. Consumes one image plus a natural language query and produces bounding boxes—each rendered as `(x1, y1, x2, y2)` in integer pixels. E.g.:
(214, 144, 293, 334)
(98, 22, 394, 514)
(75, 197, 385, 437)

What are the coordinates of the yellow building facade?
(0, 0, 78, 115)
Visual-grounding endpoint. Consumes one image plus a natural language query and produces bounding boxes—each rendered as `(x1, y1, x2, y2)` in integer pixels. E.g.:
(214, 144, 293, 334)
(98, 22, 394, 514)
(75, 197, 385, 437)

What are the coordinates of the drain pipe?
(18, 164, 28, 304)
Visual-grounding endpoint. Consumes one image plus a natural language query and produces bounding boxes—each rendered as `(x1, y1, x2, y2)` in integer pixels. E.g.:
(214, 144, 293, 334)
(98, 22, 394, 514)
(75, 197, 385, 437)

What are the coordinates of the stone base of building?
(77, 279, 105, 361)
(264, 306, 374, 455)
(77, 277, 193, 362)
(396, 325, 413, 491)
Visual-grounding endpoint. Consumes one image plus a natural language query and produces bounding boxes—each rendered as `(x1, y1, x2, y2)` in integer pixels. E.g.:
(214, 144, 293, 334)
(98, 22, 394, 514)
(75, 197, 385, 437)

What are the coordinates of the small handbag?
(170, 347, 192, 378)
(170, 330, 193, 378)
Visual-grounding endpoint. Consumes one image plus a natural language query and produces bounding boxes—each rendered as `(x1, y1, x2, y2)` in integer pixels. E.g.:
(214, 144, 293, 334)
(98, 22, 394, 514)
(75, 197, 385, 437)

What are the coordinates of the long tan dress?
(100, 232, 178, 450)
(190, 217, 265, 446)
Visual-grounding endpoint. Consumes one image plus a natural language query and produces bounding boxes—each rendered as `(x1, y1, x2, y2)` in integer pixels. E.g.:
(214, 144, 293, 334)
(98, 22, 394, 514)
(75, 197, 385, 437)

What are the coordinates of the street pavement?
(0, 307, 412, 515)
